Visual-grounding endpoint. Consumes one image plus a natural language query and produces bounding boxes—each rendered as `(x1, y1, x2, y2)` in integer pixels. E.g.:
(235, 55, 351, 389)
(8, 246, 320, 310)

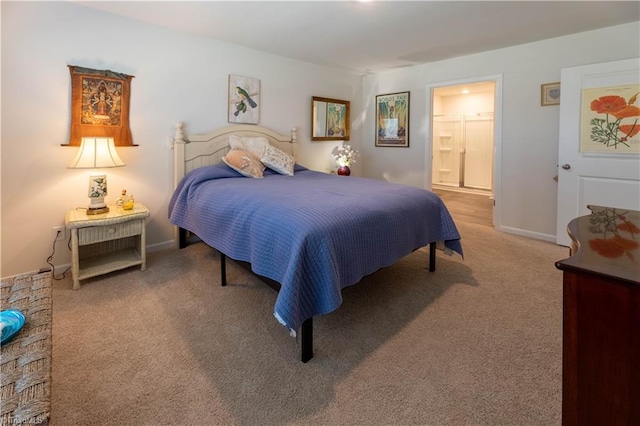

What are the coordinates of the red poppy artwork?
(580, 84, 640, 153)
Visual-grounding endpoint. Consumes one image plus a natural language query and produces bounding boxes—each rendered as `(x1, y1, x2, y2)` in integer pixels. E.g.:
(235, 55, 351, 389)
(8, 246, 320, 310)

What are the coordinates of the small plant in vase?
(332, 144, 360, 176)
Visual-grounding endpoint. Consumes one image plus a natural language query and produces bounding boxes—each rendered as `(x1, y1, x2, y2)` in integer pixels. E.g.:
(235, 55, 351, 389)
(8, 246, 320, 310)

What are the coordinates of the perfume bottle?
(122, 194, 135, 210)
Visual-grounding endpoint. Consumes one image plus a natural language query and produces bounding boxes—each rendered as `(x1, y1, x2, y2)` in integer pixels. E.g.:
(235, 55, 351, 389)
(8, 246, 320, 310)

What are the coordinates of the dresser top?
(65, 203, 149, 229)
(556, 205, 640, 285)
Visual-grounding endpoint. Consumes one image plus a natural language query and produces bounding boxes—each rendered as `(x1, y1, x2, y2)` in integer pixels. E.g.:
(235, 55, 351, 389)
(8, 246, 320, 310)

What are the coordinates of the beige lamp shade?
(68, 137, 125, 169)
(69, 137, 124, 215)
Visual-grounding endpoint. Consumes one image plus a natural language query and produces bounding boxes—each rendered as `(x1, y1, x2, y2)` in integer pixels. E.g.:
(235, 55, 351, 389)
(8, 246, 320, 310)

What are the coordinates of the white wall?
(0, 2, 361, 277)
(362, 21, 639, 241)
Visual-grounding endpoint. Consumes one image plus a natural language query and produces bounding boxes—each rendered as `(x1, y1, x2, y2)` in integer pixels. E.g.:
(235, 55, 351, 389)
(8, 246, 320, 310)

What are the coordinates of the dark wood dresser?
(556, 205, 640, 426)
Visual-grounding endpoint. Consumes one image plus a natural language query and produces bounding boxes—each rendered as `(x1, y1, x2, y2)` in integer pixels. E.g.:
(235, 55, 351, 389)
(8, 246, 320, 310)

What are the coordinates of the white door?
(463, 115, 494, 190)
(556, 58, 640, 246)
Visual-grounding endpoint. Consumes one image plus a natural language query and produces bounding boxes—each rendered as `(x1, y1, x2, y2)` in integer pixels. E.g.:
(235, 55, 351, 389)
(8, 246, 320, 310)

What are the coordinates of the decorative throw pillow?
(228, 134, 246, 150)
(222, 149, 265, 178)
(228, 135, 269, 158)
(261, 144, 295, 176)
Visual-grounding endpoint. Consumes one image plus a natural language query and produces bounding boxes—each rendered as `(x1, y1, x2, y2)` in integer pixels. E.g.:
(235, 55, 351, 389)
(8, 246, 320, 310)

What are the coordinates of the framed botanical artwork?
(65, 66, 136, 146)
(541, 82, 561, 106)
(580, 84, 640, 153)
(311, 96, 350, 141)
(228, 74, 260, 124)
(375, 91, 410, 147)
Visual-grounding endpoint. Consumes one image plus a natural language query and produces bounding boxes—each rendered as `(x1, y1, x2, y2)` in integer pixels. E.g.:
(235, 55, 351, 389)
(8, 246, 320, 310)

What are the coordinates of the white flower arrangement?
(332, 144, 360, 167)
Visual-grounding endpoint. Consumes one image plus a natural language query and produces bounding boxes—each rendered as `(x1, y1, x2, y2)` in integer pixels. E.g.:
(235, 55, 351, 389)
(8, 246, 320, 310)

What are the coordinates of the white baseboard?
(147, 240, 175, 252)
(497, 225, 559, 245)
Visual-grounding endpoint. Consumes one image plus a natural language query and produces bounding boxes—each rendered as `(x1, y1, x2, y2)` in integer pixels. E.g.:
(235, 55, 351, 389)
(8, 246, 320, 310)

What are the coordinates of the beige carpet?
(50, 221, 568, 426)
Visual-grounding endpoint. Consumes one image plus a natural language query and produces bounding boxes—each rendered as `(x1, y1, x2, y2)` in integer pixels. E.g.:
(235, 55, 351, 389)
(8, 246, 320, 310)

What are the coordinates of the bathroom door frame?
(425, 74, 503, 229)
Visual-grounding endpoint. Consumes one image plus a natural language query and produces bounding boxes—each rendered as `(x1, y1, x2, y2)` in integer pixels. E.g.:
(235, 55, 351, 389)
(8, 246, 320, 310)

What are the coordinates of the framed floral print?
(65, 66, 136, 146)
(580, 84, 640, 153)
(228, 74, 260, 124)
(375, 91, 410, 147)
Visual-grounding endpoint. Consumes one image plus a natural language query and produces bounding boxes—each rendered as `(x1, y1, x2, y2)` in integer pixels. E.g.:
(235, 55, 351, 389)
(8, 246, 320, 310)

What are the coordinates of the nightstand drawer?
(78, 220, 142, 245)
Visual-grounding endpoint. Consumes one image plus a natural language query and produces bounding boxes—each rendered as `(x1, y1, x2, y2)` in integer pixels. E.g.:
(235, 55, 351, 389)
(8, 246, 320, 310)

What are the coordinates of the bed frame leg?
(178, 227, 188, 249)
(300, 317, 313, 363)
(220, 252, 227, 286)
(429, 243, 436, 272)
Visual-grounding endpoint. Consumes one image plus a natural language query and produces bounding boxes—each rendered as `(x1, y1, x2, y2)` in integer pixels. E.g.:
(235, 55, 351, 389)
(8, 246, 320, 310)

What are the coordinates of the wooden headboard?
(172, 122, 297, 189)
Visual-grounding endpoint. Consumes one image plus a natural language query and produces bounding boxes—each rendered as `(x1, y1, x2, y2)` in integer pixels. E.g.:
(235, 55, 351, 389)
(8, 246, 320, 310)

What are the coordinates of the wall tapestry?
(581, 84, 639, 153)
(376, 91, 410, 147)
(228, 74, 260, 124)
(65, 66, 135, 146)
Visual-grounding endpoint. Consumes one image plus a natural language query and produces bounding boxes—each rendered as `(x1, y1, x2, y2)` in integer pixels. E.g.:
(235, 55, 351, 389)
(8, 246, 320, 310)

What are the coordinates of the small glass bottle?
(122, 194, 135, 210)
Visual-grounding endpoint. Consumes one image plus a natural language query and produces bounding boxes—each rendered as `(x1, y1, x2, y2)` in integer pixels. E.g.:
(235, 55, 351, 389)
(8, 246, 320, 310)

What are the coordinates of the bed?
(169, 123, 463, 362)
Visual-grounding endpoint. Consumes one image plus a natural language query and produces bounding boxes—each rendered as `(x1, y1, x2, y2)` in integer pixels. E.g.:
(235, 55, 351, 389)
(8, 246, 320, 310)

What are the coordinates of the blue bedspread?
(169, 164, 462, 334)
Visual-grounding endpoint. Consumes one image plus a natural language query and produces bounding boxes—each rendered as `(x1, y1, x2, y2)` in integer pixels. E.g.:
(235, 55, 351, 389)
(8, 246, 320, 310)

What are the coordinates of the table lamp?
(68, 137, 125, 215)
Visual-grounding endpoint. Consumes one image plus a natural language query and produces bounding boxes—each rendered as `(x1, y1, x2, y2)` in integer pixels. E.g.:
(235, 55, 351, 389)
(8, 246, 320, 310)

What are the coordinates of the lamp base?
(86, 206, 110, 215)
(87, 192, 107, 215)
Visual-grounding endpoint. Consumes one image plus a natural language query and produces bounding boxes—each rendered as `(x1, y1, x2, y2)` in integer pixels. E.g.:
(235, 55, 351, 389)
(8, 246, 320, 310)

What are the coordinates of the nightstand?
(65, 203, 150, 290)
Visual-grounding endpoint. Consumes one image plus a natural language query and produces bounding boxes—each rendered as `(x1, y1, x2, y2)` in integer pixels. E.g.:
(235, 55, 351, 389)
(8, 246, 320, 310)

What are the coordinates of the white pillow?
(222, 149, 265, 178)
(261, 144, 295, 176)
(228, 135, 269, 158)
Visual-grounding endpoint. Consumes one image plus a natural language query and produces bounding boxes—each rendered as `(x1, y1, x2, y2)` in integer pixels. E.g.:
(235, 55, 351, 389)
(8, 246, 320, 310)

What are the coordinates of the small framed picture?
(375, 91, 410, 147)
(541, 82, 560, 106)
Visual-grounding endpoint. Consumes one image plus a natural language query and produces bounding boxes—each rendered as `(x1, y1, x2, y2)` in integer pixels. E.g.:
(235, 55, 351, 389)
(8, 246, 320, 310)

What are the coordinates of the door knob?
(562, 164, 571, 170)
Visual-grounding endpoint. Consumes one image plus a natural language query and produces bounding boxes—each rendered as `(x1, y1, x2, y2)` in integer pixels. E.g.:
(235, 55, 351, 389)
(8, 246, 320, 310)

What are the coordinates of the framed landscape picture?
(375, 91, 409, 147)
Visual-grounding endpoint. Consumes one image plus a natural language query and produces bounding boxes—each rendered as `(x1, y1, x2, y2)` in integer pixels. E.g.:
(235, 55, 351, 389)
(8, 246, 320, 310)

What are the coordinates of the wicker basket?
(1, 271, 52, 426)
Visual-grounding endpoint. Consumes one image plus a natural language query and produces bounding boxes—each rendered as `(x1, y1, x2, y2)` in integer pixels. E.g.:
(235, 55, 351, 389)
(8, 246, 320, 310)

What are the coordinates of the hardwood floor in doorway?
(433, 188, 493, 227)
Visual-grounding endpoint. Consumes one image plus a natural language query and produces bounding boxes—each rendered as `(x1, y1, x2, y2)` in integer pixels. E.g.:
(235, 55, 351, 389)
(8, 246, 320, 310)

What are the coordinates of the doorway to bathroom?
(429, 78, 499, 227)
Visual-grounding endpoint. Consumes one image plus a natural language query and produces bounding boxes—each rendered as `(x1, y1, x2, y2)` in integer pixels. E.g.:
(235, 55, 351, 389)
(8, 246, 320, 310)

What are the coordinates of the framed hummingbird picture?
(228, 74, 260, 124)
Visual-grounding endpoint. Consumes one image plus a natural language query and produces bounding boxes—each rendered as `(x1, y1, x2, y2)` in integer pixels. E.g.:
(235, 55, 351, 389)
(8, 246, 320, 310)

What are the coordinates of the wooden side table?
(65, 203, 150, 289)
(555, 205, 640, 426)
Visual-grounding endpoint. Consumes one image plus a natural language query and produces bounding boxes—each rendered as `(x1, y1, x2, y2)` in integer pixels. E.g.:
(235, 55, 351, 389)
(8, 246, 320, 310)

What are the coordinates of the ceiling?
(76, 1, 640, 75)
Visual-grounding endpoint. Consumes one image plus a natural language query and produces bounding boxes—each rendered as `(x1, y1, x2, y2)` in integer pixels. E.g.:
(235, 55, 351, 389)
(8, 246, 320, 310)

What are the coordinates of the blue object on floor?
(1, 309, 26, 345)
